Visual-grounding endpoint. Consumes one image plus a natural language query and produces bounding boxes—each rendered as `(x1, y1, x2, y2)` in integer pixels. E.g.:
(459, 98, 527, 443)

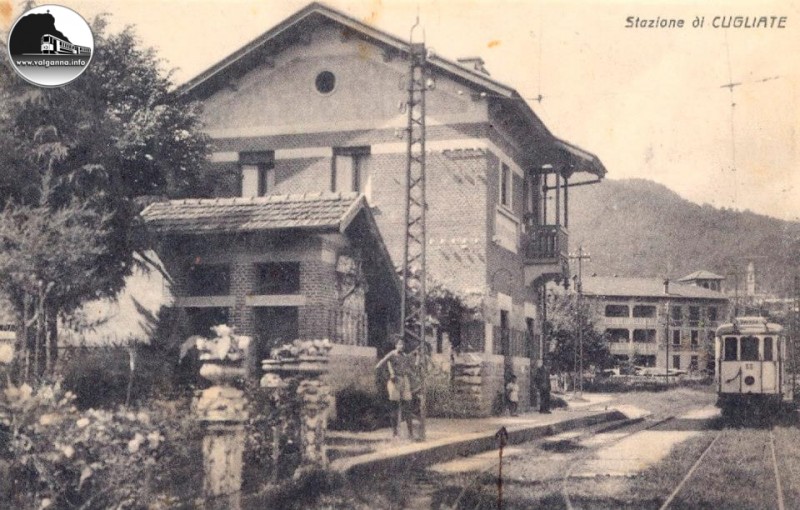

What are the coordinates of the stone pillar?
(195, 379, 248, 509)
(297, 378, 332, 470)
(452, 353, 484, 417)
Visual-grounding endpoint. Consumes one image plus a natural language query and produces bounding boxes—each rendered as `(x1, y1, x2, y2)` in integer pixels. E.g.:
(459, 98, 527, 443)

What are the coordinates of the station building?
(148, 2, 607, 415)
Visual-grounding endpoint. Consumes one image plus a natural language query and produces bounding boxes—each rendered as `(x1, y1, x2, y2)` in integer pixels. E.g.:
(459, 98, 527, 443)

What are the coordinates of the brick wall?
(298, 259, 338, 338)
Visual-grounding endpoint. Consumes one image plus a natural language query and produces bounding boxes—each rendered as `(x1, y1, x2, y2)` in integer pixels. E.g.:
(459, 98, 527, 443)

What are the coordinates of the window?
(332, 146, 370, 196)
(671, 306, 683, 322)
(690, 356, 699, 370)
(764, 337, 773, 361)
(186, 264, 230, 296)
(672, 355, 681, 369)
(633, 329, 656, 343)
(707, 307, 718, 322)
(689, 306, 700, 323)
(632, 305, 656, 318)
(605, 304, 629, 318)
(256, 263, 300, 295)
(740, 336, 759, 361)
(240, 151, 275, 198)
(724, 337, 738, 361)
(690, 330, 699, 345)
(499, 310, 510, 357)
(607, 329, 630, 343)
(672, 330, 681, 345)
(499, 163, 512, 208)
(315, 71, 336, 94)
(526, 318, 536, 359)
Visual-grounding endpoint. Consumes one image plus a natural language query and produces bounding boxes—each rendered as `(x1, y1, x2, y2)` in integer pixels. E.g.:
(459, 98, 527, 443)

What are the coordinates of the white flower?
(38, 414, 58, 426)
(127, 433, 144, 453)
(0, 343, 13, 364)
(59, 444, 75, 459)
(39, 498, 52, 509)
(76, 418, 90, 429)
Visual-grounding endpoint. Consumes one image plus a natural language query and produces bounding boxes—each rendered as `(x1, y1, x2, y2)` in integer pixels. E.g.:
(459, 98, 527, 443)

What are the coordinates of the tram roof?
(716, 317, 784, 335)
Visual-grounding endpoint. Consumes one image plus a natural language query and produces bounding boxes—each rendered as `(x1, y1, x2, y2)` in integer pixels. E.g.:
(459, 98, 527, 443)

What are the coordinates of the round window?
(315, 71, 336, 94)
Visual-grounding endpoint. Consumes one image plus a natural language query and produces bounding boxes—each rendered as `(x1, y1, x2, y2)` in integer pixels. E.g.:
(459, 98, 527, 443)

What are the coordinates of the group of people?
(505, 359, 551, 416)
(377, 337, 553, 440)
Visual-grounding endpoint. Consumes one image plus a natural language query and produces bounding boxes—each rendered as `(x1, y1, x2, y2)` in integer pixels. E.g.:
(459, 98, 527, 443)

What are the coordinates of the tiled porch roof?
(141, 192, 364, 234)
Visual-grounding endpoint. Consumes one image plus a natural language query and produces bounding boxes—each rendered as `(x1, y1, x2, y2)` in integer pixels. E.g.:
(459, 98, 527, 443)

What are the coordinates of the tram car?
(41, 34, 91, 55)
(715, 317, 787, 414)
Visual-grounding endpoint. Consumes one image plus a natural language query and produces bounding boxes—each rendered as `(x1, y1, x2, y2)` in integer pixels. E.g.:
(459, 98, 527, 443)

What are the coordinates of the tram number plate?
(745, 363, 754, 369)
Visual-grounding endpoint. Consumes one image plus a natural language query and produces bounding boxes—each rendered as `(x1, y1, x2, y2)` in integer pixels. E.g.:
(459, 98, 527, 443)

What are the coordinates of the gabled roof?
(581, 276, 728, 301)
(178, 2, 606, 178)
(141, 192, 365, 235)
(141, 191, 402, 297)
(677, 270, 725, 282)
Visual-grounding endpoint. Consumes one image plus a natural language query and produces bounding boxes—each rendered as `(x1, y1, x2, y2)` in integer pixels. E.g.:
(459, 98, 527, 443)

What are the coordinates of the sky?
(3, 0, 799, 221)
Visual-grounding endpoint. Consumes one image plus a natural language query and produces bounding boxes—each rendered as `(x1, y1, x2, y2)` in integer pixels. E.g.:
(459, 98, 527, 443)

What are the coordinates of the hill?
(568, 178, 800, 296)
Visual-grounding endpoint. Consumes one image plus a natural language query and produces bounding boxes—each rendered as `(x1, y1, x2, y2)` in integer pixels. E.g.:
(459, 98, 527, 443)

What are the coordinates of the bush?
(328, 386, 391, 431)
(0, 380, 199, 509)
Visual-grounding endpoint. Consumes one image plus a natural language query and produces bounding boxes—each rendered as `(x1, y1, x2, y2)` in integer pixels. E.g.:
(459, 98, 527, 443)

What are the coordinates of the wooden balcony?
(523, 225, 569, 286)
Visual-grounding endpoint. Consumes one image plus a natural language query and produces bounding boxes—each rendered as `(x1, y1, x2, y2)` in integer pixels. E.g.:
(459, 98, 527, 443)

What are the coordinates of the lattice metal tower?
(401, 41, 429, 440)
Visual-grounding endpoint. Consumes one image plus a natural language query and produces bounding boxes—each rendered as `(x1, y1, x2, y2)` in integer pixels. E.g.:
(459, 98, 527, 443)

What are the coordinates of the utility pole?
(664, 295, 670, 386)
(569, 245, 590, 396)
(400, 20, 430, 440)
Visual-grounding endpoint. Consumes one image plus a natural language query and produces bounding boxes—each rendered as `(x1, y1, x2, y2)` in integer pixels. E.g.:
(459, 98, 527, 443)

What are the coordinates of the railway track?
(655, 427, 787, 510)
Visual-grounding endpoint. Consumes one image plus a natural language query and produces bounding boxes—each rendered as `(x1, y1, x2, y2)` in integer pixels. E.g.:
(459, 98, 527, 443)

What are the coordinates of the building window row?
(186, 262, 301, 297)
(603, 303, 719, 323)
(239, 147, 372, 199)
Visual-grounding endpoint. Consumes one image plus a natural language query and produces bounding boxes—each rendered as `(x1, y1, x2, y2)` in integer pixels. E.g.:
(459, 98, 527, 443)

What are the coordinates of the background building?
(583, 274, 729, 372)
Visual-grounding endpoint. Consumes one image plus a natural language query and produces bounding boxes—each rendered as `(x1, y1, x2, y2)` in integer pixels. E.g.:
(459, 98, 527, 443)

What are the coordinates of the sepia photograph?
(1, 0, 799, 508)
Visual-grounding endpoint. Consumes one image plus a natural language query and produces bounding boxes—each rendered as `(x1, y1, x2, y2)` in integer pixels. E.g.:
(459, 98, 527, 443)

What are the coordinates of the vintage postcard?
(1, 0, 798, 508)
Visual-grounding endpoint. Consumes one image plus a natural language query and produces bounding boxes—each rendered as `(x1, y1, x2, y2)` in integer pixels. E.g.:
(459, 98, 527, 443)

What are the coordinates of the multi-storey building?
(583, 275, 729, 372)
(149, 2, 606, 415)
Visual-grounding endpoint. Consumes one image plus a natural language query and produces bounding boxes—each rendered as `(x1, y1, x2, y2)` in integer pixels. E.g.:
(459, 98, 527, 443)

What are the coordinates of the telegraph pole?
(400, 18, 431, 440)
(569, 246, 590, 396)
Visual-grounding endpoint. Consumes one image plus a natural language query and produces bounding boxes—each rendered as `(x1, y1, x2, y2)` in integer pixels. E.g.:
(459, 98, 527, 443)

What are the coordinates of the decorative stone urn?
(193, 325, 251, 510)
(261, 339, 333, 471)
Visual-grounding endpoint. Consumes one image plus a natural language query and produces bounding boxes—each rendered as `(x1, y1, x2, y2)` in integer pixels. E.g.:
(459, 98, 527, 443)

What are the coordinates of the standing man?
(535, 358, 552, 414)
(376, 338, 414, 438)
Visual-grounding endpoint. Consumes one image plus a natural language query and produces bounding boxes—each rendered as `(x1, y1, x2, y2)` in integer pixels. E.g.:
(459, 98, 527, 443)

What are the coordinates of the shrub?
(328, 386, 391, 431)
(0, 380, 199, 509)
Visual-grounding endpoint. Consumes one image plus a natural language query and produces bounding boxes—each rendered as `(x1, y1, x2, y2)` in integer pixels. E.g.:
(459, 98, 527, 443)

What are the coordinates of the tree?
(0, 16, 210, 381)
(545, 291, 611, 376)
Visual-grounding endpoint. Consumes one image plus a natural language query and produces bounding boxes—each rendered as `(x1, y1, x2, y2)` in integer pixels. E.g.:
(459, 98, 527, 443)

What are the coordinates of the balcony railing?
(522, 225, 568, 263)
(324, 307, 368, 346)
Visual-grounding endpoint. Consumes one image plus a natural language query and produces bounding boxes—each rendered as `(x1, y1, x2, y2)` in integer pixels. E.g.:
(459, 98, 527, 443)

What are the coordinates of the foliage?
(545, 292, 612, 374)
(426, 282, 480, 352)
(190, 324, 251, 362)
(270, 338, 333, 360)
(0, 17, 210, 381)
(0, 381, 198, 509)
(328, 386, 391, 431)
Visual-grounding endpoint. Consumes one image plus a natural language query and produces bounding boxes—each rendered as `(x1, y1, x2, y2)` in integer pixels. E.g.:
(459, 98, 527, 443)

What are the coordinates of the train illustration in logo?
(40, 34, 91, 56)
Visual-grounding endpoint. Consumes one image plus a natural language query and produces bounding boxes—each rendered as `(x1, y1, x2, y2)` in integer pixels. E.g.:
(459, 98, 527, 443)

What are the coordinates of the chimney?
(663, 279, 670, 295)
(457, 57, 490, 76)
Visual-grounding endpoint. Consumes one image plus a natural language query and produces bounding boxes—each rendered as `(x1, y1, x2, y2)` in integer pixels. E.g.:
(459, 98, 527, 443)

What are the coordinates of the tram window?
(740, 336, 759, 361)
(724, 337, 738, 361)
(763, 337, 773, 361)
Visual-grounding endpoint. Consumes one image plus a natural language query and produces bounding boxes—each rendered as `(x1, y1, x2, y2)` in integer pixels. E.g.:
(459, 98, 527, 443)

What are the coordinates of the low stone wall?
(452, 353, 533, 417)
(324, 344, 378, 394)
